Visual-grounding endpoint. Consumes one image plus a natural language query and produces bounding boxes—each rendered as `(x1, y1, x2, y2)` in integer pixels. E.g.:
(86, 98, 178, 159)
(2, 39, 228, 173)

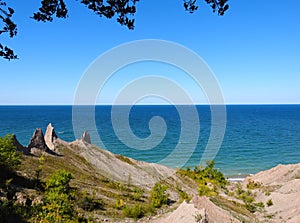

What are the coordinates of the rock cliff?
(44, 123, 57, 151)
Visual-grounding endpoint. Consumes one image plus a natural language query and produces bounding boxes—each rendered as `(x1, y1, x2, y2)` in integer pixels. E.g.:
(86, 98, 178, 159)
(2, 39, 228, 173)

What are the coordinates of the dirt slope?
(243, 163, 300, 223)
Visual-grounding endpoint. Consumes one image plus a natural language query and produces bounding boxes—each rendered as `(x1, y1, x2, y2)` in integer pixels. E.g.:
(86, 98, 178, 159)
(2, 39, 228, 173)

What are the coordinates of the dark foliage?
(0, 0, 17, 60)
(205, 0, 229, 15)
(80, 0, 139, 30)
(77, 194, 105, 211)
(0, 134, 21, 171)
(31, 0, 68, 22)
(0, 200, 27, 223)
(184, 0, 229, 15)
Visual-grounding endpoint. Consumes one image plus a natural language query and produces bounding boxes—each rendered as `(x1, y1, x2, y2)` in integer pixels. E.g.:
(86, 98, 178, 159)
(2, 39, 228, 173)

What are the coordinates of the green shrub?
(255, 202, 265, 208)
(246, 180, 262, 189)
(198, 183, 217, 197)
(115, 198, 124, 210)
(150, 183, 168, 208)
(45, 170, 73, 193)
(132, 187, 144, 201)
(234, 185, 264, 213)
(178, 160, 228, 197)
(202, 160, 228, 188)
(122, 204, 144, 219)
(245, 202, 265, 213)
(266, 199, 273, 207)
(235, 183, 244, 196)
(39, 170, 77, 222)
(245, 203, 256, 213)
(177, 187, 191, 202)
(0, 134, 21, 171)
(239, 190, 255, 204)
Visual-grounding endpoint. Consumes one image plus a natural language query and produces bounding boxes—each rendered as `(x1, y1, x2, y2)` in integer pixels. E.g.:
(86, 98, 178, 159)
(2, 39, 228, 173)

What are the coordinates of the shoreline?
(227, 177, 247, 182)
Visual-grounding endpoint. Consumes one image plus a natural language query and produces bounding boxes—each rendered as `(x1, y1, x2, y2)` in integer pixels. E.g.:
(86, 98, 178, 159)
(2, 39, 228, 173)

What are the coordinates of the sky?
(0, 0, 299, 105)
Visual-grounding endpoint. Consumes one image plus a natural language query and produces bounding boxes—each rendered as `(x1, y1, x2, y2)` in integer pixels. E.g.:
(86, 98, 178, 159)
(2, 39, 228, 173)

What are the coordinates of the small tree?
(40, 170, 77, 223)
(34, 152, 46, 189)
(150, 183, 168, 208)
(0, 134, 21, 171)
(0, 134, 23, 222)
(122, 204, 145, 219)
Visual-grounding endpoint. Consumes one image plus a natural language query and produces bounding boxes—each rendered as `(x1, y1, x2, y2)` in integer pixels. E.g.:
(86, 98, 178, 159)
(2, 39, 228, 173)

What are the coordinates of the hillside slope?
(14, 127, 198, 222)
(3, 125, 299, 222)
(243, 163, 300, 223)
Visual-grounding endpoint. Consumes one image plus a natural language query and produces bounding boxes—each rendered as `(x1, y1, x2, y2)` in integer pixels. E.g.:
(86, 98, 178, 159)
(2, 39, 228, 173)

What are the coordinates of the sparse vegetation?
(38, 170, 77, 222)
(210, 196, 254, 222)
(0, 134, 21, 171)
(246, 180, 262, 190)
(117, 182, 169, 220)
(264, 213, 275, 219)
(132, 187, 144, 201)
(35, 152, 45, 188)
(265, 191, 271, 196)
(177, 160, 228, 197)
(77, 191, 105, 211)
(115, 198, 125, 210)
(0, 135, 293, 222)
(194, 211, 203, 223)
(266, 199, 273, 207)
(177, 187, 191, 202)
(0, 134, 26, 222)
(235, 183, 265, 213)
(122, 204, 145, 219)
(150, 182, 169, 208)
(115, 154, 135, 165)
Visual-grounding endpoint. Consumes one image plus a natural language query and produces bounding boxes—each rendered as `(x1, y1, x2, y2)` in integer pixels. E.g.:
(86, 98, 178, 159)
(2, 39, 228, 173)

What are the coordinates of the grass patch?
(122, 204, 145, 219)
(115, 154, 135, 166)
(265, 191, 271, 196)
(246, 180, 262, 190)
(235, 183, 267, 213)
(264, 213, 275, 219)
(210, 196, 255, 223)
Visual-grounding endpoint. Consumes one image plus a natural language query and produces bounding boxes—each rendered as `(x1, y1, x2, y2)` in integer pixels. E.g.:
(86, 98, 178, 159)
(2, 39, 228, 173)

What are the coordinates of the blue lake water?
(0, 105, 299, 177)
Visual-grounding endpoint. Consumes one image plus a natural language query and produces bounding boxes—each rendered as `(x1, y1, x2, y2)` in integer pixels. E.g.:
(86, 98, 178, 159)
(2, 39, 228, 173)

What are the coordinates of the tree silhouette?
(0, 0, 17, 60)
(0, 0, 229, 60)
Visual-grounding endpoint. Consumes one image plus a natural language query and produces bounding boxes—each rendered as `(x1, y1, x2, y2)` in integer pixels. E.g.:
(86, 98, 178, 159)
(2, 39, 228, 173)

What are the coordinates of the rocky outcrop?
(27, 128, 59, 156)
(28, 128, 47, 151)
(81, 131, 91, 144)
(44, 123, 57, 151)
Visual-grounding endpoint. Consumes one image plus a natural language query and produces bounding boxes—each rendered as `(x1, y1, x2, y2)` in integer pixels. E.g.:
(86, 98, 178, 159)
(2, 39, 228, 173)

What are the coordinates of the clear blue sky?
(0, 0, 299, 105)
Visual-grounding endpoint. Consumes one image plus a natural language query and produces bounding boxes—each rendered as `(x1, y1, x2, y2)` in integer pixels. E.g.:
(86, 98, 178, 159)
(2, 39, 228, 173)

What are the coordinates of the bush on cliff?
(150, 182, 169, 208)
(0, 134, 21, 172)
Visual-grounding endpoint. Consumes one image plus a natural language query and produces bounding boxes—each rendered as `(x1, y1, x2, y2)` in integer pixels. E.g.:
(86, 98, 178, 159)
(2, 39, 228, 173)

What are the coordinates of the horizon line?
(0, 103, 300, 106)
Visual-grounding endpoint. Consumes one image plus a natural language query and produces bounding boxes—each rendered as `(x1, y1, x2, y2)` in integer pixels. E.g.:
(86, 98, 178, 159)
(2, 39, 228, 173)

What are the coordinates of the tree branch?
(0, 0, 17, 60)
(1, 0, 230, 60)
(184, 0, 229, 15)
